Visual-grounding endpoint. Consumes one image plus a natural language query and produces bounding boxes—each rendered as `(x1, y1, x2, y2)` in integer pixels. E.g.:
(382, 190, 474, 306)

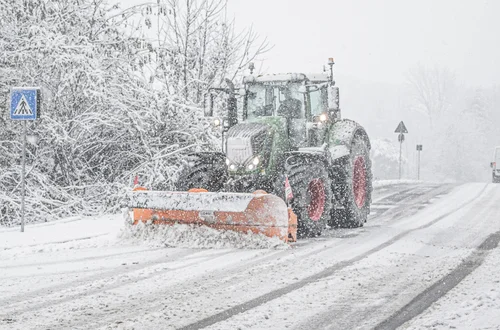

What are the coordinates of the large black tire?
(286, 158, 333, 238)
(175, 153, 228, 192)
(330, 135, 372, 228)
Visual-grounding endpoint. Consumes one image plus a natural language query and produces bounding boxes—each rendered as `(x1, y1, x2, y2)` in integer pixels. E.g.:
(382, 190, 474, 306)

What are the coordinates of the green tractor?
(176, 59, 372, 238)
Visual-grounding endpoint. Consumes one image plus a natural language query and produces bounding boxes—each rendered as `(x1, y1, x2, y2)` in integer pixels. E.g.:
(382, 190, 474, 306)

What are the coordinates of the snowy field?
(1, 182, 499, 330)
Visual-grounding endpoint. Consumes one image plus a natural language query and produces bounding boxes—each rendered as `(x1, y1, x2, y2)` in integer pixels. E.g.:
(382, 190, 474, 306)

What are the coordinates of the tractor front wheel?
(175, 153, 228, 192)
(286, 160, 333, 238)
(330, 135, 372, 228)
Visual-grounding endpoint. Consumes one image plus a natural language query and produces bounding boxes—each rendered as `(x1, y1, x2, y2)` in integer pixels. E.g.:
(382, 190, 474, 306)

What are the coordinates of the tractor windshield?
(246, 83, 304, 120)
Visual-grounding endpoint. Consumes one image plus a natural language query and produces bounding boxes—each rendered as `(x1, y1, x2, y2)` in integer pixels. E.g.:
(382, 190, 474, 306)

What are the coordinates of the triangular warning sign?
(394, 121, 408, 134)
(13, 95, 33, 116)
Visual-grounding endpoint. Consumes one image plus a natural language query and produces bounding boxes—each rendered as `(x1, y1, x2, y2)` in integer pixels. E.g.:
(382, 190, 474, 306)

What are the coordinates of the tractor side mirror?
(222, 117, 232, 132)
(327, 86, 340, 120)
(227, 95, 238, 127)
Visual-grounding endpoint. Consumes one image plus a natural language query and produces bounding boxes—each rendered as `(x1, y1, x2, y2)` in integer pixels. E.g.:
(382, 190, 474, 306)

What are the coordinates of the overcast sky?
(227, 0, 500, 87)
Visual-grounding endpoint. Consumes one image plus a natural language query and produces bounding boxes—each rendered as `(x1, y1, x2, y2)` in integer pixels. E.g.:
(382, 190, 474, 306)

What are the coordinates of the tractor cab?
(244, 80, 305, 120)
(241, 72, 340, 149)
(242, 73, 339, 120)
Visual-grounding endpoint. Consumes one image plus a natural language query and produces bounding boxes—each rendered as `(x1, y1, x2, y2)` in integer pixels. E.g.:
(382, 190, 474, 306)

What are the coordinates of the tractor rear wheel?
(286, 159, 333, 238)
(330, 135, 372, 228)
(175, 153, 228, 192)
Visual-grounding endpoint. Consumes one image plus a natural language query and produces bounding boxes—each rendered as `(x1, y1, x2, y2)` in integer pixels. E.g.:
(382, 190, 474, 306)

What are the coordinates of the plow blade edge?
(128, 190, 296, 242)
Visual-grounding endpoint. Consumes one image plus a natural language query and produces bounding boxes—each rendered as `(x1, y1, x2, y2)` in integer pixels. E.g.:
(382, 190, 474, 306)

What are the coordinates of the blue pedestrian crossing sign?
(10, 87, 41, 121)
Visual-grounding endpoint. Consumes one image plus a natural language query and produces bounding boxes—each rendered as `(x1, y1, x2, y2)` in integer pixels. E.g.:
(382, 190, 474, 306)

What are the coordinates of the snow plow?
(128, 187, 297, 242)
(127, 58, 372, 243)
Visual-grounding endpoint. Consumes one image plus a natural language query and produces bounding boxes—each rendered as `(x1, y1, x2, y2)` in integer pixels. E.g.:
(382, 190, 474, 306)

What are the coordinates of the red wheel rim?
(353, 156, 367, 208)
(307, 179, 325, 221)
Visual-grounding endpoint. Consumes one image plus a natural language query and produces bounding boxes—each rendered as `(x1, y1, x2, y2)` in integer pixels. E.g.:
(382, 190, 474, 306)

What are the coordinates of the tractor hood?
(224, 117, 289, 178)
(226, 123, 269, 166)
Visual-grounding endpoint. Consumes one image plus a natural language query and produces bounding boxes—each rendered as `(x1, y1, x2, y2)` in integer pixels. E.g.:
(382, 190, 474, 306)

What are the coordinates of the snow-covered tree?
(0, 0, 268, 226)
(407, 64, 456, 129)
(405, 63, 500, 182)
(370, 138, 406, 180)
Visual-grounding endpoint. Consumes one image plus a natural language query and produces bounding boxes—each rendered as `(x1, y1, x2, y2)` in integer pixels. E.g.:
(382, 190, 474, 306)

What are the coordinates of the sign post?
(394, 121, 408, 180)
(10, 87, 41, 232)
(416, 144, 423, 180)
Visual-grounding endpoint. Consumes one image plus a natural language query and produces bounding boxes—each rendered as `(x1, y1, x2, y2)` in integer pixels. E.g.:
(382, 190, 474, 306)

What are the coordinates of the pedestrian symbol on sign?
(13, 95, 33, 116)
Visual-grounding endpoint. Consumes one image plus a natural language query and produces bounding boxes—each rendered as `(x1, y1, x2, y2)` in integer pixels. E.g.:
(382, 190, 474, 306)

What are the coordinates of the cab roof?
(243, 73, 331, 84)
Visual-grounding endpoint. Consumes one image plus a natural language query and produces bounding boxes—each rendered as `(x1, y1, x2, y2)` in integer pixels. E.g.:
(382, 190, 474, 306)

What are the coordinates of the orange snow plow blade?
(128, 188, 297, 243)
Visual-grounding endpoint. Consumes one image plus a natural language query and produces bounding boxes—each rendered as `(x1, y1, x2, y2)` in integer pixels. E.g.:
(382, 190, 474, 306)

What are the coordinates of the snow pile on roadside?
(0, 215, 123, 259)
(120, 220, 290, 250)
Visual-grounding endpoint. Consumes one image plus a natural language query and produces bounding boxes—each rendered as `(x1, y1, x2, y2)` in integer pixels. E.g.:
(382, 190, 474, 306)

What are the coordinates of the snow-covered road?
(1, 182, 499, 330)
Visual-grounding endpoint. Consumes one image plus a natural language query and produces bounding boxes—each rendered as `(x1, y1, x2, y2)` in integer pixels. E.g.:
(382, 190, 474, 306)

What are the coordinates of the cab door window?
(309, 89, 328, 118)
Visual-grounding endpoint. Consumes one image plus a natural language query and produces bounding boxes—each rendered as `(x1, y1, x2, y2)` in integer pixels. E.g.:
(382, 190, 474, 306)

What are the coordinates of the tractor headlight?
(213, 118, 221, 127)
(319, 113, 328, 122)
(244, 156, 261, 171)
(226, 156, 261, 172)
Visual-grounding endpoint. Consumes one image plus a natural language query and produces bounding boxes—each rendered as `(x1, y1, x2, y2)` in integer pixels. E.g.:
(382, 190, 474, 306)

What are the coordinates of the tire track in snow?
(0, 233, 110, 251)
(0, 249, 205, 308)
(0, 248, 286, 330)
(374, 229, 500, 330)
(0, 247, 164, 270)
(0, 250, 244, 321)
(179, 184, 487, 330)
(294, 184, 497, 330)
(381, 184, 454, 223)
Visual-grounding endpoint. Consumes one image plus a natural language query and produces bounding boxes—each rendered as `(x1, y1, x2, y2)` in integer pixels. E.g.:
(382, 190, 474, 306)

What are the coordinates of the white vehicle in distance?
(491, 146, 500, 183)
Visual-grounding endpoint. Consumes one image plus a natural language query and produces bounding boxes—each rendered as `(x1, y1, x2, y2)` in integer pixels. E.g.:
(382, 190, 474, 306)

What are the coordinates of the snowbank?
(120, 219, 289, 250)
(372, 179, 423, 188)
(0, 211, 289, 256)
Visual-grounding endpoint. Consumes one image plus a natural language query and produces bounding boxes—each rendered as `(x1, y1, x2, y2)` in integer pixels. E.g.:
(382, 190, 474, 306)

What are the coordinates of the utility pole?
(416, 144, 423, 180)
(395, 121, 408, 180)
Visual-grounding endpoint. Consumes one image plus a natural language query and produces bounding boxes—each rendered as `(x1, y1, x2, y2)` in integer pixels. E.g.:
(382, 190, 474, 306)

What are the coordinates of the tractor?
(175, 59, 372, 238)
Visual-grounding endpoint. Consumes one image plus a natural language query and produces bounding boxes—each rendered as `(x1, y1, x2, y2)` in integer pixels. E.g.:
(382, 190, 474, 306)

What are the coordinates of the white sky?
(227, 0, 500, 87)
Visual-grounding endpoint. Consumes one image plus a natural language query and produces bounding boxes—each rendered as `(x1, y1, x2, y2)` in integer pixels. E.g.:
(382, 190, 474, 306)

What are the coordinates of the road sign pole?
(417, 149, 420, 181)
(416, 144, 423, 181)
(399, 139, 402, 180)
(394, 121, 408, 181)
(21, 121, 27, 233)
